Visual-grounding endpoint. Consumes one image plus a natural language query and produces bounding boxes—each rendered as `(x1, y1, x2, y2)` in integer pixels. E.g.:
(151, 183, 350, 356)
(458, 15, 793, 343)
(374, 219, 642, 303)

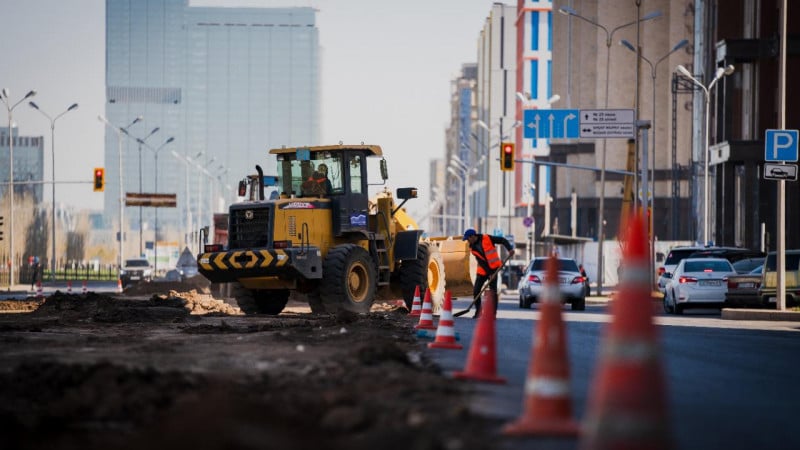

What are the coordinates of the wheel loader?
(197, 144, 475, 315)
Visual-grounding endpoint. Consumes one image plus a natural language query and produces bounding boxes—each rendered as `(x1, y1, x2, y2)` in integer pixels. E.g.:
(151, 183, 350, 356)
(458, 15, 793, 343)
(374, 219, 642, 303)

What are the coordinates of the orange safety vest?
(470, 234, 502, 276)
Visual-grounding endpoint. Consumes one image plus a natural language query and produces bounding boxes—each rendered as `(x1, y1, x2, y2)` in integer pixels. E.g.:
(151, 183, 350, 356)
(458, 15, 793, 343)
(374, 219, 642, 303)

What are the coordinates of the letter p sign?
(765, 129, 799, 162)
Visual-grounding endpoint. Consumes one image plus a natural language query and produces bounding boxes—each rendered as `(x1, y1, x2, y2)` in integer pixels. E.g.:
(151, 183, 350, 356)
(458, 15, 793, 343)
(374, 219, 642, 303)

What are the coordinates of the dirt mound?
(0, 302, 500, 450)
(124, 275, 211, 296)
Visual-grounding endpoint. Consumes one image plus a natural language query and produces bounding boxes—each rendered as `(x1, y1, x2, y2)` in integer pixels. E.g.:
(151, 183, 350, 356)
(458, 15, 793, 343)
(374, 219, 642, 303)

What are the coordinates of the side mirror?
(396, 187, 418, 200)
(380, 158, 388, 181)
(664, 272, 672, 279)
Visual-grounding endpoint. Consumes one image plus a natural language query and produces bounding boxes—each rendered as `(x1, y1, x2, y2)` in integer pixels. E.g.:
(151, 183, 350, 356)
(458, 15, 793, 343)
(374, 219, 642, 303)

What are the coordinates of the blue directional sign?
(523, 109, 580, 139)
(765, 129, 799, 162)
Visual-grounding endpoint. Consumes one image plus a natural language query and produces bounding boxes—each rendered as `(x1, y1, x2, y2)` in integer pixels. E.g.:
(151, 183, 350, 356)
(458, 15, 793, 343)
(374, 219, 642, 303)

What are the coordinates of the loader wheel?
(233, 283, 290, 315)
(398, 242, 445, 312)
(307, 291, 327, 314)
(320, 244, 376, 313)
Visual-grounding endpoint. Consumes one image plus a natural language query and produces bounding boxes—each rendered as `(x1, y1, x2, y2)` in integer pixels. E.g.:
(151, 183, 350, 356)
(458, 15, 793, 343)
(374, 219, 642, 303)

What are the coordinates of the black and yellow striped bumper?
(197, 247, 323, 283)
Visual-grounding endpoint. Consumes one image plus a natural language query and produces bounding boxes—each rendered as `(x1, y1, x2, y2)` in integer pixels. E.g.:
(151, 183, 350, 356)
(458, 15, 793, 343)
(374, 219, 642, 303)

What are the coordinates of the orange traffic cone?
(504, 253, 578, 436)
(428, 291, 463, 350)
(453, 290, 506, 384)
(409, 285, 423, 317)
(117, 278, 123, 293)
(81, 280, 88, 295)
(35, 281, 43, 298)
(66, 280, 72, 294)
(414, 288, 436, 330)
(580, 213, 670, 449)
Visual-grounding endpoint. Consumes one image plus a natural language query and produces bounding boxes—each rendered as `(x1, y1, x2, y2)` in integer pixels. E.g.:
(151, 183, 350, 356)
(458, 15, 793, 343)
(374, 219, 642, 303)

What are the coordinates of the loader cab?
(270, 145, 384, 237)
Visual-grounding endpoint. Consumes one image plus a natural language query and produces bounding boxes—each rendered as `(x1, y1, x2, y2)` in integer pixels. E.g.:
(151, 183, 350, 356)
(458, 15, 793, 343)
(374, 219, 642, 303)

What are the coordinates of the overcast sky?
(0, 0, 499, 225)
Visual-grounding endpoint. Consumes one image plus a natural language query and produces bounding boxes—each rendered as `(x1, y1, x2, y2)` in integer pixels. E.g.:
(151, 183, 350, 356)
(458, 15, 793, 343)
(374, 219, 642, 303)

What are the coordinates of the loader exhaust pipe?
(255, 165, 265, 200)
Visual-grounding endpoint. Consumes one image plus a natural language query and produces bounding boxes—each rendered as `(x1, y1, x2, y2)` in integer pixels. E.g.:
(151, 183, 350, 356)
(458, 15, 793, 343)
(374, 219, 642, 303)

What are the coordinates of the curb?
(721, 308, 800, 322)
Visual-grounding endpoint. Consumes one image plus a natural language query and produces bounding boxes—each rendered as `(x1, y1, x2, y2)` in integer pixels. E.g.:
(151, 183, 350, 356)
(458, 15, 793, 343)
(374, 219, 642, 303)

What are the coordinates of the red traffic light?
(503, 143, 513, 154)
(500, 142, 515, 171)
(93, 168, 105, 192)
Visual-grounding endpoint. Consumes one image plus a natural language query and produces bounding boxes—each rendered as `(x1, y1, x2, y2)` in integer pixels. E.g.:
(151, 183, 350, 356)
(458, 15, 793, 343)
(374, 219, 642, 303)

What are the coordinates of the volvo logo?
(245, 210, 254, 220)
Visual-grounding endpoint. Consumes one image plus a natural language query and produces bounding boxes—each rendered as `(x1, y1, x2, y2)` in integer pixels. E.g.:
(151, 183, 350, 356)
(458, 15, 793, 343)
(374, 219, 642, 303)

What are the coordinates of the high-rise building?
(0, 127, 44, 203)
(104, 0, 320, 257)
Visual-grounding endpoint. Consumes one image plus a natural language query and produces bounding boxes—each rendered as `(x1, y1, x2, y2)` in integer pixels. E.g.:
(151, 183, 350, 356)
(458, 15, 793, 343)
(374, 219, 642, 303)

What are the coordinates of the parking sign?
(765, 129, 799, 162)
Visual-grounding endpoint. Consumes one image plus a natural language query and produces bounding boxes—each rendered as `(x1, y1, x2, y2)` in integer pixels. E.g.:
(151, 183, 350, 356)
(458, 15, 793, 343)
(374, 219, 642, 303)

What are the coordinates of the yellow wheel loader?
(197, 144, 475, 315)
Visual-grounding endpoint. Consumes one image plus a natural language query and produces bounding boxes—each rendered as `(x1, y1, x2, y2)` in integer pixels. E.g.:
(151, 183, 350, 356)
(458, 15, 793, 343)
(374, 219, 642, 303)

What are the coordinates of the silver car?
(517, 257, 586, 310)
(663, 257, 736, 314)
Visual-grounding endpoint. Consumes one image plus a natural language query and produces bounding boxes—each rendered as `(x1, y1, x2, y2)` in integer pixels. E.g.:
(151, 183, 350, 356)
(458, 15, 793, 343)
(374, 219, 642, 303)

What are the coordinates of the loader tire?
(320, 244, 376, 313)
(398, 242, 445, 312)
(232, 283, 290, 315)
(307, 291, 327, 314)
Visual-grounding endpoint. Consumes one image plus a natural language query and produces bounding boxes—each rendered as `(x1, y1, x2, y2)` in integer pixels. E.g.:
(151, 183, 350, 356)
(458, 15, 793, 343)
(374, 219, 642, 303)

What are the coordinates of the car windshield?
(665, 249, 702, 265)
(764, 253, 800, 271)
(684, 260, 733, 272)
(749, 265, 763, 274)
(276, 152, 344, 196)
(530, 258, 580, 272)
(125, 260, 149, 268)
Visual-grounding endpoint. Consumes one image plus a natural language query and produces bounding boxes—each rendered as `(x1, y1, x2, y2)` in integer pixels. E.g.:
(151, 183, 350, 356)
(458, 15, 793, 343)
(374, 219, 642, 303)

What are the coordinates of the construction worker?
(462, 228, 514, 318)
(303, 163, 332, 196)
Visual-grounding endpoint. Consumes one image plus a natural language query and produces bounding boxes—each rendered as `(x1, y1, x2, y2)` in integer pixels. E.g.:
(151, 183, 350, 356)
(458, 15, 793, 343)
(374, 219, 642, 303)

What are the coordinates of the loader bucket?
(426, 237, 476, 299)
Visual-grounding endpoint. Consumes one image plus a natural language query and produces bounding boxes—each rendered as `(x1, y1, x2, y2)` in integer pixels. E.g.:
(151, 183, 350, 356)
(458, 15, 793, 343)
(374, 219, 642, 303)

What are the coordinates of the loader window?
(349, 155, 362, 194)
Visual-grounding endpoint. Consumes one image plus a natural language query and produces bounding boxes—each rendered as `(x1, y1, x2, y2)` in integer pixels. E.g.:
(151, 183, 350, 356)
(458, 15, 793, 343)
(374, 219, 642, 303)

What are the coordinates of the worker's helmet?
(317, 163, 328, 175)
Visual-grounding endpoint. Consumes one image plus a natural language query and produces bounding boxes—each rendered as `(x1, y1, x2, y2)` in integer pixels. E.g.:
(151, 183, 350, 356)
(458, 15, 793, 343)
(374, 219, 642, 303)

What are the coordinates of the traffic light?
(93, 168, 105, 192)
(500, 142, 515, 171)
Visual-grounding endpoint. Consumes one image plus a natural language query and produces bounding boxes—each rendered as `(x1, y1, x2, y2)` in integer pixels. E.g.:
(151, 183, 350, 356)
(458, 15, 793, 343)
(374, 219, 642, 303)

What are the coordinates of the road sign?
(765, 129, 799, 162)
(579, 108, 635, 138)
(523, 216, 533, 228)
(523, 109, 579, 139)
(126, 193, 178, 207)
(763, 163, 798, 181)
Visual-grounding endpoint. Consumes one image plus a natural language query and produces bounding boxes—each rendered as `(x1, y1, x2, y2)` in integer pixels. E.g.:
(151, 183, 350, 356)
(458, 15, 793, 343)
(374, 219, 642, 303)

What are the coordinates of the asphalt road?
(430, 292, 800, 450)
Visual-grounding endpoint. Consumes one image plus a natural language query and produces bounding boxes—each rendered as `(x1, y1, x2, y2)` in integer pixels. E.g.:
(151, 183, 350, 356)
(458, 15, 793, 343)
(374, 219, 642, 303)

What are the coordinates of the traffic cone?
(81, 280, 88, 295)
(428, 291, 463, 350)
(580, 213, 670, 449)
(117, 278, 123, 293)
(66, 280, 72, 294)
(504, 253, 578, 436)
(414, 288, 436, 330)
(453, 290, 506, 384)
(409, 285, 423, 317)
(35, 281, 43, 299)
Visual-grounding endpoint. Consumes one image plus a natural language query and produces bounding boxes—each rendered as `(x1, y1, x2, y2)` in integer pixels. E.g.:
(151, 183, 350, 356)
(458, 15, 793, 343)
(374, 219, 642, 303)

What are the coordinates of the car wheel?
(571, 297, 586, 311)
(673, 291, 684, 315)
(663, 291, 673, 314)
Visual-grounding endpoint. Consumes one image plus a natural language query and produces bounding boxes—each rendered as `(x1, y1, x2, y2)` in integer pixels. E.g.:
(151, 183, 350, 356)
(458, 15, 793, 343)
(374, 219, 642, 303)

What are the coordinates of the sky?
(0, 0, 500, 226)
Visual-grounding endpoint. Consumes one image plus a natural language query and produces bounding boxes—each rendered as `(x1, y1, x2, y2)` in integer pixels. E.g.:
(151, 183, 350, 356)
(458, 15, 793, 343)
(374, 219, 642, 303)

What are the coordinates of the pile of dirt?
(0, 291, 502, 450)
(124, 274, 212, 296)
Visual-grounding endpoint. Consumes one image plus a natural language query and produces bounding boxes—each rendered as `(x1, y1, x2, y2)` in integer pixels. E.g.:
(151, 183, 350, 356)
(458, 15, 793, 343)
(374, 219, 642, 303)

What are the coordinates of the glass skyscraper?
(104, 0, 319, 257)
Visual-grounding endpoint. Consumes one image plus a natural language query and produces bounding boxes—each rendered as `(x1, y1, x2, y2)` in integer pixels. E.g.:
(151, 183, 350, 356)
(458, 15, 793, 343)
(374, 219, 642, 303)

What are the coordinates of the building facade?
(104, 0, 320, 258)
(0, 126, 44, 203)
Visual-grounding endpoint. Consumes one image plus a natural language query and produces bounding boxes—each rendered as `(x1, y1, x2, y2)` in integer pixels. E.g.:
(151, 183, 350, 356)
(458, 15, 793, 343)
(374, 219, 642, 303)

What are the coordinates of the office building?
(0, 126, 44, 203)
(104, 0, 320, 258)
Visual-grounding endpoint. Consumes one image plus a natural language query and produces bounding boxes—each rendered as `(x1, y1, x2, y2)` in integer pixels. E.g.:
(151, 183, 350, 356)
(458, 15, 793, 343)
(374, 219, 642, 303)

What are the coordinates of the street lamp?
(98, 115, 143, 271)
(620, 38, 689, 285)
(132, 126, 160, 256)
(558, 6, 661, 295)
(676, 63, 735, 245)
(1, 88, 36, 289)
(28, 101, 79, 281)
(144, 136, 175, 275)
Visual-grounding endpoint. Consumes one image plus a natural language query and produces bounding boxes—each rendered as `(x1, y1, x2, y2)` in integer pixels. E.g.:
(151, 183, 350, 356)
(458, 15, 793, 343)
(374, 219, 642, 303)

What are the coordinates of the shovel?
(453, 253, 513, 318)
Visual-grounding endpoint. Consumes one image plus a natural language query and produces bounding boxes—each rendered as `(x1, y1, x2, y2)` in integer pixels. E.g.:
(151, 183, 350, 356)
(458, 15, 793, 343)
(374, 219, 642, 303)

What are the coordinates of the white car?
(662, 257, 736, 314)
(657, 246, 706, 294)
(517, 257, 586, 311)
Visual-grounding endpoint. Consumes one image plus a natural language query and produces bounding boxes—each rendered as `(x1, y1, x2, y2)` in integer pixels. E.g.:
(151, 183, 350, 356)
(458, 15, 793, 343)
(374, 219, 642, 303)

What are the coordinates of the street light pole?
(1, 88, 36, 289)
(98, 115, 143, 271)
(28, 101, 79, 281)
(144, 137, 175, 275)
(132, 127, 160, 257)
(676, 64, 735, 245)
(558, 6, 661, 295)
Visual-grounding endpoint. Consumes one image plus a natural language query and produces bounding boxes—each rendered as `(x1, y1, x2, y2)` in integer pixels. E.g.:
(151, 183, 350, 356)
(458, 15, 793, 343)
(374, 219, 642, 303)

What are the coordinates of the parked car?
(724, 265, 763, 307)
(657, 246, 706, 294)
(119, 258, 153, 288)
(662, 257, 736, 314)
(731, 257, 765, 274)
(517, 257, 586, 311)
(759, 250, 800, 307)
(501, 260, 527, 292)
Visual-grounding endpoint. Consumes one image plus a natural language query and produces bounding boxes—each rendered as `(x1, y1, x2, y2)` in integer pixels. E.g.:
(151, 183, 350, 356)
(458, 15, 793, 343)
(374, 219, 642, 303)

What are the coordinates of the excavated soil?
(0, 288, 501, 450)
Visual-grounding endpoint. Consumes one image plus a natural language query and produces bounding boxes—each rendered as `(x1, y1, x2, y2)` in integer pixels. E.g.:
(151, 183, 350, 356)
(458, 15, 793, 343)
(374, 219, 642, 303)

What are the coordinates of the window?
(349, 155, 362, 194)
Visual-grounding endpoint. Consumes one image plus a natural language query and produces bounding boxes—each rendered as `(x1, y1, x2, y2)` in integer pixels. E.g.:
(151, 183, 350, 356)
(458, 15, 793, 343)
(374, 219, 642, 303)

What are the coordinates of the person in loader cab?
(303, 163, 332, 196)
(463, 228, 514, 318)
